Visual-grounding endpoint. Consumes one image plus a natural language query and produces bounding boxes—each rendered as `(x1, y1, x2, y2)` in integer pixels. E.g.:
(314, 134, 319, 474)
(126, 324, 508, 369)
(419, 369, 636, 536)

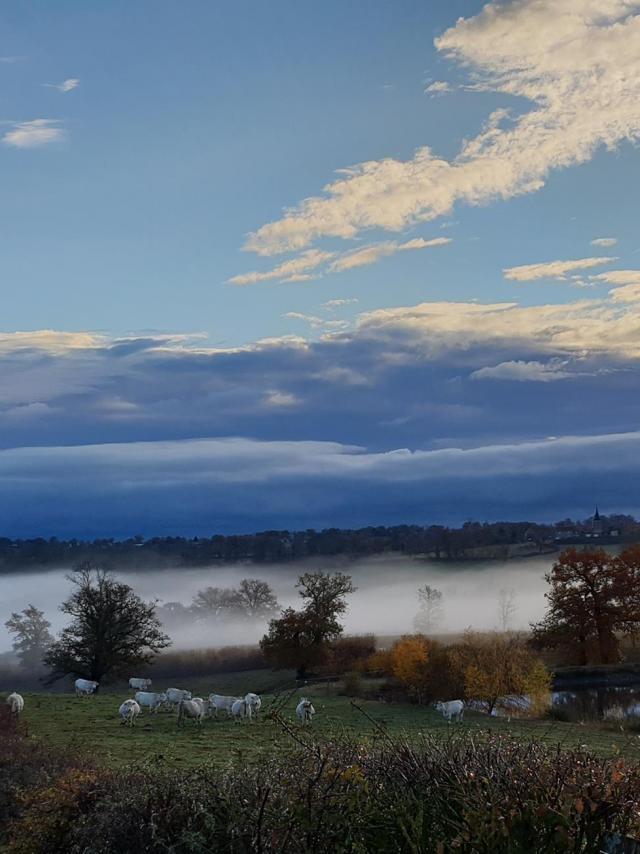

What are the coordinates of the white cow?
(296, 698, 315, 725)
(231, 698, 252, 721)
(6, 692, 24, 716)
(119, 699, 141, 726)
(208, 694, 239, 717)
(435, 700, 464, 722)
(129, 677, 152, 691)
(75, 678, 99, 697)
(177, 697, 206, 726)
(166, 687, 192, 706)
(245, 692, 262, 717)
(135, 691, 167, 714)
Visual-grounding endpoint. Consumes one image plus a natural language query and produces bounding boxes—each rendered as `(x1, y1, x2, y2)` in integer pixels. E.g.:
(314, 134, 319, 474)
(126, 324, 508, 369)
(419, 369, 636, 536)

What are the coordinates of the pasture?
(10, 671, 640, 768)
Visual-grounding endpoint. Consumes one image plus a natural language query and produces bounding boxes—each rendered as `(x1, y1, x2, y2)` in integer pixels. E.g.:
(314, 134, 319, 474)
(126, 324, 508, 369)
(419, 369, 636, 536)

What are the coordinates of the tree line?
(2, 513, 639, 571)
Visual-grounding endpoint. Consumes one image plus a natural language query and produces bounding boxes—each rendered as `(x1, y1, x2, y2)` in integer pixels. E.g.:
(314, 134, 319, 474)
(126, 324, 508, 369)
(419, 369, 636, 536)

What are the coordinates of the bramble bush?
(2, 719, 640, 852)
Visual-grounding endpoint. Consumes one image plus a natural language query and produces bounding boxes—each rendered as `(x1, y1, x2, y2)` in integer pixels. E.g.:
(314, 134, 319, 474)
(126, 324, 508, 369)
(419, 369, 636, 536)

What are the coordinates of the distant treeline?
(1, 513, 639, 572)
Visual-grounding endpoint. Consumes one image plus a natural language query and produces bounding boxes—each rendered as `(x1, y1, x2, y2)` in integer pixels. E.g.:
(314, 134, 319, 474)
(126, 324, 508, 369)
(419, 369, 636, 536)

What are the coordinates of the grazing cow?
(119, 699, 141, 727)
(135, 691, 167, 714)
(208, 694, 239, 718)
(177, 698, 206, 726)
(435, 700, 464, 722)
(166, 687, 192, 706)
(296, 698, 315, 725)
(245, 692, 262, 717)
(75, 678, 99, 697)
(6, 692, 24, 716)
(129, 677, 152, 691)
(231, 698, 252, 721)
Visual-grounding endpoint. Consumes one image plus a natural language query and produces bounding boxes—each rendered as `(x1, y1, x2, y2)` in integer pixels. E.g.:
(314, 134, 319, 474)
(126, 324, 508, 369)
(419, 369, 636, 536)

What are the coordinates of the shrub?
(3, 723, 640, 852)
(326, 634, 376, 675)
(150, 644, 266, 679)
(340, 671, 363, 697)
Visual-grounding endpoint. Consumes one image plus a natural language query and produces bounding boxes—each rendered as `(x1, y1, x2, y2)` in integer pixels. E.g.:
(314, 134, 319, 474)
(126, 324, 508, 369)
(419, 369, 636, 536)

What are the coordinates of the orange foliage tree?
(390, 635, 431, 701)
(449, 631, 550, 714)
(531, 547, 640, 665)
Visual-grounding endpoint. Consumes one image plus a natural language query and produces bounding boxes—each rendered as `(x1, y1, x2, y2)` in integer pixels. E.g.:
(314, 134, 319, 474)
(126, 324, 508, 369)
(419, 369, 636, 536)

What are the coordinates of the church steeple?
(594, 506, 600, 521)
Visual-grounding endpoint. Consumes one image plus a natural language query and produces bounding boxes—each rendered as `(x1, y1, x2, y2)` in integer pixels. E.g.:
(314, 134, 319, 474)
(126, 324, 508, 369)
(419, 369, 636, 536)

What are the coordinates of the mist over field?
(0, 554, 553, 653)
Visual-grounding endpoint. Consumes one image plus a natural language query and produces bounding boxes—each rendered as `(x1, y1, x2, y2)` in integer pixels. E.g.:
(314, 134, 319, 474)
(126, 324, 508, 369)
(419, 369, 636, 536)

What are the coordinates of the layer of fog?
(0, 554, 555, 653)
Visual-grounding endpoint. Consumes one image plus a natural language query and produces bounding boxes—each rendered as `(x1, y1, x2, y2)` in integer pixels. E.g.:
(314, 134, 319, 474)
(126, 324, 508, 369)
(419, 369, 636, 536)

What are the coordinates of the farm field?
(11, 672, 640, 768)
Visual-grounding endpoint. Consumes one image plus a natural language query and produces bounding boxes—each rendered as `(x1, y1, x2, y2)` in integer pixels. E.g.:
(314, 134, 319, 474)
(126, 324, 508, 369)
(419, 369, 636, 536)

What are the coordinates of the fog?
(0, 554, 555, 653)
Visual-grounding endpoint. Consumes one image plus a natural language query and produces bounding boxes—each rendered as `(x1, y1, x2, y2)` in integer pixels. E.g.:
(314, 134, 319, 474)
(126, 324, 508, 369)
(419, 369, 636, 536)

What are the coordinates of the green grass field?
(8, 672, 640, 768)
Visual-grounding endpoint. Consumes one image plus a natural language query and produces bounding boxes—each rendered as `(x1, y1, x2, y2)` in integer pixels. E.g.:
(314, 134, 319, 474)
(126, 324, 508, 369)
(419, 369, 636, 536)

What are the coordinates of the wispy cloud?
(471, 360, 574, 382)
(591, 237, 618, 248)
(0, 56, 25, 64)
(44, 77, 79, 93)
(284, 312, 349, 331)
(425, 80, 451, 96)
(2, 119, 65, 149)
(227, 249, 334, 286)
(231, 237, 450, 284)
(329, 236, 450, 274)
(323, 298, 359, 311)
(242, 1, 640, 257)
(503, 257, 615, 282)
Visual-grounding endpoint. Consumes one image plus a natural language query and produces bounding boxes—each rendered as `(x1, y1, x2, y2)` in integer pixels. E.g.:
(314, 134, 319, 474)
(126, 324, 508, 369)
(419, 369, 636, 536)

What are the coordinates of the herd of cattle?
(6, 680, 465, 727)
(5, 677, 317, 729)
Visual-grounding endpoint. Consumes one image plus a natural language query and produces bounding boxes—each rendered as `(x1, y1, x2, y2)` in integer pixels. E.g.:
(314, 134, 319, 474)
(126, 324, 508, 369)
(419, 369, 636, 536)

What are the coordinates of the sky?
(2, 0, 640, 538)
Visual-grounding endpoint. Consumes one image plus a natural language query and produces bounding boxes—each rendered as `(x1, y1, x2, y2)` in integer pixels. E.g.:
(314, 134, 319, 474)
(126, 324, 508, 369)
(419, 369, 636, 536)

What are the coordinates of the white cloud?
(503, 257, 615, 282)
(591, 237, 618, 247)
(2, 119, 65, 149)
(242, 0, 640, 257)
(329, 236, 451, 273)
(44, 78, 79, 93)
(227, 249, 334, 286)
(357, 297, 640, 358)
(471, 360, 573, 382)
(590, 270, 640, 303)
(0, 56, 24, 64)
(284, 311, 349, 331)
(425, 81, 451, 96)
(231, 237, 449, 285)
(323, 298, 359, 311)
(264, 390, 298, 407)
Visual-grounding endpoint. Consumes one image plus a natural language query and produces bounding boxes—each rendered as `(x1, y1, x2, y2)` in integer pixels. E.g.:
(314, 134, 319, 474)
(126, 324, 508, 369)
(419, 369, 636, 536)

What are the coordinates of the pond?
(552, 686, 640, 721)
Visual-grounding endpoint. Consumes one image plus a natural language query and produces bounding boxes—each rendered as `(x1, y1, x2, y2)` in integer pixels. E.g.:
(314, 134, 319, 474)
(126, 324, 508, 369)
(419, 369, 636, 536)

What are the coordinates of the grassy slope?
(10, 672, 640, 769)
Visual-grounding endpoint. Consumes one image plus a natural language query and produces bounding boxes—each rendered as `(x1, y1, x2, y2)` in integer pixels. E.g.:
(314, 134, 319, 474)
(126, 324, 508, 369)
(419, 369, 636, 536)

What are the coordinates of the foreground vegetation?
(3, 695, 640, 853)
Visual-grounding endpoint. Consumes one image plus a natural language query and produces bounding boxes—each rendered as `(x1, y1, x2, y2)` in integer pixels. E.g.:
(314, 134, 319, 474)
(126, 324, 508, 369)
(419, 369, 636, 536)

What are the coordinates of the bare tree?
(413, 585, 444, 634)
(498, 587, 517, 632)
(236, 578, 279, 619)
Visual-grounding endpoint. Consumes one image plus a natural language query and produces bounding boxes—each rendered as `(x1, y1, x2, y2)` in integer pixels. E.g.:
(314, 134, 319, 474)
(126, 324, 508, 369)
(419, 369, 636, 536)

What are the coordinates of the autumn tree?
(413, 585, 444, 634)
(450, 631, 550, 714)
(391, 635, 431, 702)
(5, 604, 54, 670)
(260, 571, 355, 678)
(531, 548, 640, 665)
(44, 563, 171, 684)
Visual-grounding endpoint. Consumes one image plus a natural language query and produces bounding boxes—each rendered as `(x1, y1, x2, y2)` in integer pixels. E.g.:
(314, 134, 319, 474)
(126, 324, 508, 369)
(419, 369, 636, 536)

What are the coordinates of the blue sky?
(2, 0, 640, 536)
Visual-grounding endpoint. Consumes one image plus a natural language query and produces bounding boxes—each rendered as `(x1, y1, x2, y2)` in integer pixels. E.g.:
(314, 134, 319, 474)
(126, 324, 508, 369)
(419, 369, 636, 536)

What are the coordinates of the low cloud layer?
(1, 431, 639, 537)
(0, 289, 639, 535)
